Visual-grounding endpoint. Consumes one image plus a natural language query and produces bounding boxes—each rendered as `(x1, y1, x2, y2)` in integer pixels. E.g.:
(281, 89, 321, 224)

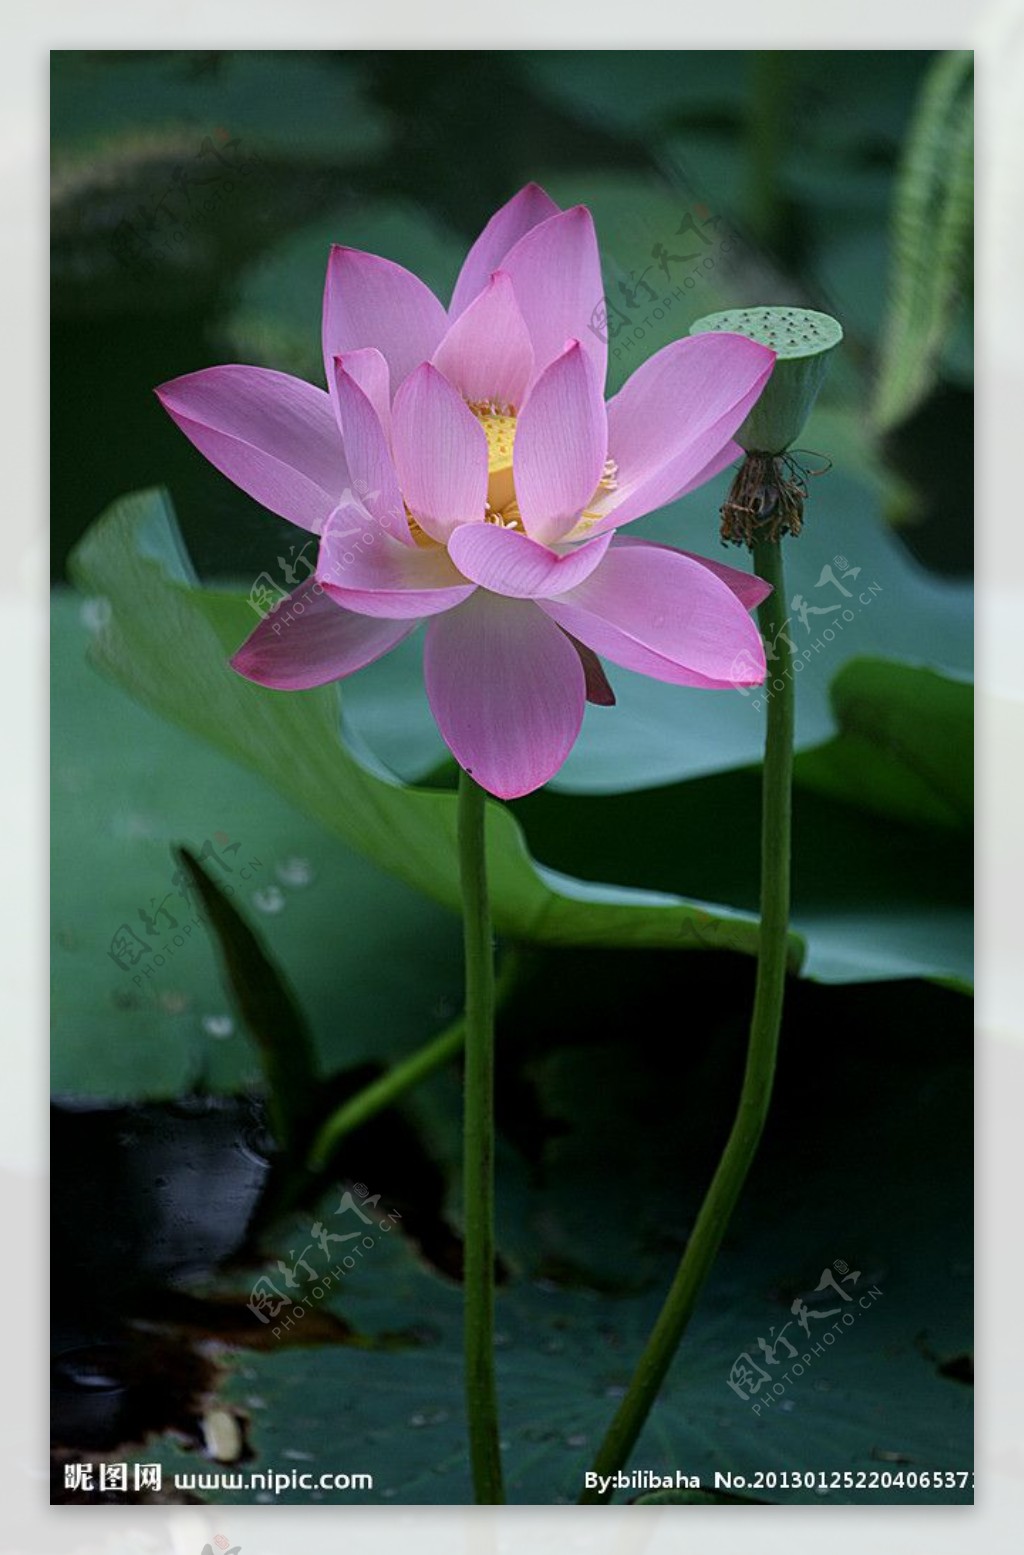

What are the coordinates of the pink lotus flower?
(157, 184, 775, 799)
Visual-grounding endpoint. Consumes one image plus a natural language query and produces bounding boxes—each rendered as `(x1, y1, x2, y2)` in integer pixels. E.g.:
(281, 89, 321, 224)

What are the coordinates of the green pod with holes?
(690, 306, 842, 454)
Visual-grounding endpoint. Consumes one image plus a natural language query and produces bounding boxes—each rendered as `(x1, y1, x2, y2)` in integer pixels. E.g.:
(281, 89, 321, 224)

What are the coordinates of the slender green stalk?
(307, 1018, 466, 1171)
(579, 537, 793, 1503)
(306, 951, 522, 1172)
(458, 767, 505, 1504)
(746, 51, 789, 253)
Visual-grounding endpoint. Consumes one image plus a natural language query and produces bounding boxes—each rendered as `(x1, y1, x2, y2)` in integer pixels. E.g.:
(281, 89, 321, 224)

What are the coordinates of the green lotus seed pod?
(690, 306, 842, 453)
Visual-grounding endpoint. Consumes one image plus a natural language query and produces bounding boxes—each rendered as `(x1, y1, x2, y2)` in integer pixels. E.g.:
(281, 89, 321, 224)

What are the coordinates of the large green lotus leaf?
(51, 591, 465, 1102)
(793, 657, 972, 831)
(67, 489, 972, 990)
(513, 748, 972, 989)
(126, 1044, 971, 1505)
(138, 1244, 970, 1504)
(67, 490, 784, 992)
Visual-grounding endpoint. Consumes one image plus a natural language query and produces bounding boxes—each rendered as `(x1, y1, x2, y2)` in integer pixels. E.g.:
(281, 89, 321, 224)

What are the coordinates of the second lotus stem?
(579, 533, 794, 1502)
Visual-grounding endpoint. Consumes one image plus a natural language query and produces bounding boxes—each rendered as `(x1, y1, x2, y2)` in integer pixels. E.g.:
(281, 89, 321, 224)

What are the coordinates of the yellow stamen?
(405, 509, 435, 547)
(470, 401, 520, 525)
(404, 399, 613, 543)
(574, 457, 620, 535)
(486, 498, 525, 532)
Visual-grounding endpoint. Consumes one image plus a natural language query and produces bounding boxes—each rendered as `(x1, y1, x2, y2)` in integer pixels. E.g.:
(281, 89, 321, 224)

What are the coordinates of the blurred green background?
(51, 50, 972, 1506)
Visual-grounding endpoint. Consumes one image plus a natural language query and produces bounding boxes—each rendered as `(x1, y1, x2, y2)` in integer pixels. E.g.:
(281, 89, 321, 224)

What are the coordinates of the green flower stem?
(458, 767, 505, 1504)
(306, 951, 522, 1173)
(307, 1019, 465, 1172)
(746, 51, 788, 253)
(579, 536, 793, 1504)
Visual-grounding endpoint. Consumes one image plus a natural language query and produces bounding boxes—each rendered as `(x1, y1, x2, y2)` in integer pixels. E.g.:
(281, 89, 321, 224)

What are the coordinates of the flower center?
(415, 400, 620, 543)
(470, 401, 523, 531)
